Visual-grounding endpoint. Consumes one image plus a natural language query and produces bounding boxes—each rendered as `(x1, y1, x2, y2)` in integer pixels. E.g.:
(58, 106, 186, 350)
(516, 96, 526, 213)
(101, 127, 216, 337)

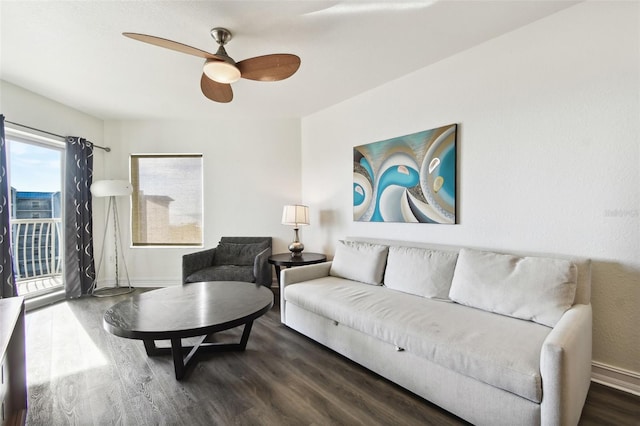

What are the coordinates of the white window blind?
(130, 154, 203, 246)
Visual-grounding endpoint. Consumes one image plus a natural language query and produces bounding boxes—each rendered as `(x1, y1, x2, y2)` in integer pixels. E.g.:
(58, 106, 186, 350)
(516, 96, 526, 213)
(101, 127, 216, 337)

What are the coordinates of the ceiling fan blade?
(237, 54, 301, 82)
(200, 74, 233, 103)
(123, 32, 225, 60)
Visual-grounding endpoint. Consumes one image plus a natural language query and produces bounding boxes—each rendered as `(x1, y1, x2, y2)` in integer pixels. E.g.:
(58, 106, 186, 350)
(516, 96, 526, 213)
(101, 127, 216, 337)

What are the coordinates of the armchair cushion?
(214, 241, 271, 266)
(186, 265, 255, 283)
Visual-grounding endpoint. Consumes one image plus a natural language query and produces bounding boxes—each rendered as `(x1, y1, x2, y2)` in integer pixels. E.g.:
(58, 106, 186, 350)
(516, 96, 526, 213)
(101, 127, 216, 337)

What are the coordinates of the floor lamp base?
(92, 285, 134, 298)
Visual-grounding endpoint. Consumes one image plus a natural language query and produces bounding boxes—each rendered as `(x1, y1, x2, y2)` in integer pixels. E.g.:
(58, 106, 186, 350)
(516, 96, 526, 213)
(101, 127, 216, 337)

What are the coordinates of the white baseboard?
(131, 278, 181, 288)
(95, 278, 181, 288)
(592, 361, 640, 396)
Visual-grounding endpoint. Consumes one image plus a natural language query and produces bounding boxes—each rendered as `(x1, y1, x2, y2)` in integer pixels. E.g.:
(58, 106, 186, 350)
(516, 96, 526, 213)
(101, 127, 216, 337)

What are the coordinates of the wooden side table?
(268, 252, 327, 286)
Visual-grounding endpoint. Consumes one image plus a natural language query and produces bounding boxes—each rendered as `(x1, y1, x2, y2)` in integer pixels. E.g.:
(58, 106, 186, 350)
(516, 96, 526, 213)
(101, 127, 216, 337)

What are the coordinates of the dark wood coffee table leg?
(143, 336, 205, 380)
(238, 320, 253, 350)
(143, 339, 160, 355)
(141, 320, 256, 380)
(171, 338, 185, 379)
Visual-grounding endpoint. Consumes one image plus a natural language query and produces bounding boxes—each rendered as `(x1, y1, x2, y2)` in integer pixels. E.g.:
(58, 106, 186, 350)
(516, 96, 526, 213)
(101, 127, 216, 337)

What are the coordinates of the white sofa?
(280, 238, 592, 426)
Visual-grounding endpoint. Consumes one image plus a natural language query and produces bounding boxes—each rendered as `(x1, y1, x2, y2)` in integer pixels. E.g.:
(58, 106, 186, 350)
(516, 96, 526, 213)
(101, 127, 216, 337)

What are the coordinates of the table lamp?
(282, 204, 309, 257)
(90, 179, 134, 297)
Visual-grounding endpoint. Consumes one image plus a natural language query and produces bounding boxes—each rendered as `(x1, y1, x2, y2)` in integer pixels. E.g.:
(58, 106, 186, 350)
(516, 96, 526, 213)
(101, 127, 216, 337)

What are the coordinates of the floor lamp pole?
(92, 196, 134, 297)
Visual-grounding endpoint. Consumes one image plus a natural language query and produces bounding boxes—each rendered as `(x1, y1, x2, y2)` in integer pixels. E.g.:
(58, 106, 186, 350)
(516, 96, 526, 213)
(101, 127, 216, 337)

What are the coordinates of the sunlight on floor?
(26, 301, 109, 386)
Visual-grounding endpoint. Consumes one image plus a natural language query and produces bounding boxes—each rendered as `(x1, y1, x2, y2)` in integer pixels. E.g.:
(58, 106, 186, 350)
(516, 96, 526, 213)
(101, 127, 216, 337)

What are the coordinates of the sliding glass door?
(6, 130, 65, 298)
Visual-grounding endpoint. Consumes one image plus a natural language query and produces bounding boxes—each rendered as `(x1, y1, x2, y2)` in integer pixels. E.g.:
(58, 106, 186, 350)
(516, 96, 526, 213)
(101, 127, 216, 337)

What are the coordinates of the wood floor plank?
(87, 380, 138, 426)
(24, 289, 640, 425)
(579, 382, 640, 425)
(23, 382, 54, 426)
(230, 354, 337, 424)
(46, 302, 96, 425)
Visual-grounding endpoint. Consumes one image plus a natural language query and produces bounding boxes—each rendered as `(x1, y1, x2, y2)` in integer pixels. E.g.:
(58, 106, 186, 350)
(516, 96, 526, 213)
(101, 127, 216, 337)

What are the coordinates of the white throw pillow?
(384, 246, 458, 299)
(449, 248, 577, 327)
(329, 240, 389, 285)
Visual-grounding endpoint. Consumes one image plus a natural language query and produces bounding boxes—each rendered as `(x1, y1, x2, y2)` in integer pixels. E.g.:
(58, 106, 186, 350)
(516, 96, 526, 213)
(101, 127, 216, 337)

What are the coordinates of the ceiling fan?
(123, 28, 301, 103)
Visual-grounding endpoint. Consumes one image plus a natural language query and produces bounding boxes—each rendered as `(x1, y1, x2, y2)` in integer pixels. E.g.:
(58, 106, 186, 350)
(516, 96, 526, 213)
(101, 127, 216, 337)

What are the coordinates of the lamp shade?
(90, 180, 133, 197)
(282, 204, 309, 227)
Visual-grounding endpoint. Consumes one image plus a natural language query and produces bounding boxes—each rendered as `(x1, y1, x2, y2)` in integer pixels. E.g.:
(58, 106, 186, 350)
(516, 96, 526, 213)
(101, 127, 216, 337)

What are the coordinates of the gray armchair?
(182, 237, 272, 287)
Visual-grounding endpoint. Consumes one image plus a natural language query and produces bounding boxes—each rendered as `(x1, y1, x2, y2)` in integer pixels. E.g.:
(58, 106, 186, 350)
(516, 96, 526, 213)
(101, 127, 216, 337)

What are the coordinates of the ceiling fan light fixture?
(203, 59, 241, 84)
(123, 28, 300, 103)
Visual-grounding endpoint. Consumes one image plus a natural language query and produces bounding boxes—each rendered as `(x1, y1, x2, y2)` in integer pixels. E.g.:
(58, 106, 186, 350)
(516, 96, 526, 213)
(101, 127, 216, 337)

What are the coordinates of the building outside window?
(130, 154, 203, 247)
(10, 190, 62, 278)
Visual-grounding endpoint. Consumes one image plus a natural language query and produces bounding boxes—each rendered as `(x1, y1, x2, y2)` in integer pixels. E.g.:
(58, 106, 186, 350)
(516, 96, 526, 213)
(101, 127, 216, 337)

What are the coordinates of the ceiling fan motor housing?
(211, 27, 232, 46)
(205, 27, 240, 83)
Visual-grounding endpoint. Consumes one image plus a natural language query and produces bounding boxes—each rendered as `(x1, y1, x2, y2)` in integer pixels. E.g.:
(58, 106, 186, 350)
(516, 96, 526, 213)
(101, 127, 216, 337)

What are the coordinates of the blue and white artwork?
(353, 124, 457, 224)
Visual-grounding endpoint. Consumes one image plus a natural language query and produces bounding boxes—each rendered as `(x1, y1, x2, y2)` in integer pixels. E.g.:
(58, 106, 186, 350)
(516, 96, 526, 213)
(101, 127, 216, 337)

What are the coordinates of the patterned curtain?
(0, 115, 17, 298)
(64, 137, 95, 298)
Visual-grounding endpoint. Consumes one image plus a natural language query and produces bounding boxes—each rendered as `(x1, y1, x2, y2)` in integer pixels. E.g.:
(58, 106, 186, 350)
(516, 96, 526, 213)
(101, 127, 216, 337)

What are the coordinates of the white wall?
(301, 1, 640, 374)
(0, 81, 105, 150)
(102, 118, 301, 285)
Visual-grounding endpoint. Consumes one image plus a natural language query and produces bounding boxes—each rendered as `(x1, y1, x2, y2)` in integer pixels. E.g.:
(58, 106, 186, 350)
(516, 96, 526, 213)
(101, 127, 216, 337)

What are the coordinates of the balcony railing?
(11, 218, 63, 296)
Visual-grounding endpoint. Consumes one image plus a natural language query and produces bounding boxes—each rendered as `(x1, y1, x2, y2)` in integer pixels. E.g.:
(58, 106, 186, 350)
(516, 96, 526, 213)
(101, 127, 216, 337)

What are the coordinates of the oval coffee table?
(103, 281, 273, 380)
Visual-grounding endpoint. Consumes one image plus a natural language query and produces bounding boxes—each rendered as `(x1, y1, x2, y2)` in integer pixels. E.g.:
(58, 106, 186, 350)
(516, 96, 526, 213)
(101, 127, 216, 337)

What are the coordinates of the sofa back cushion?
(329, 240, 388, 285)
(384, 246, 458, 299)
(449, 248, 577, 327)
(214, 240, 270, 266)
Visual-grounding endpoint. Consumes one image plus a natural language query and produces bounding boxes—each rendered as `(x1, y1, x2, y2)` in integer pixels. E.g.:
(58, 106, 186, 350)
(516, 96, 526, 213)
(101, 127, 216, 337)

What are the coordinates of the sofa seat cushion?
(284, 277, 551, 403)
(185, 265, 255, 283)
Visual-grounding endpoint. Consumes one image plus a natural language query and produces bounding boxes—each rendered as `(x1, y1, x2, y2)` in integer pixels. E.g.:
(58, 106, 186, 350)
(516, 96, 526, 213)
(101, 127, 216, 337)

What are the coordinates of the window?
(130, 154, 203, 247)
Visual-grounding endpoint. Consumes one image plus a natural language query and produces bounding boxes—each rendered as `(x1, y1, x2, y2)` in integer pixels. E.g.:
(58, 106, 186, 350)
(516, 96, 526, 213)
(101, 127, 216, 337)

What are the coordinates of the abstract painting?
(353, 124, 457, 224)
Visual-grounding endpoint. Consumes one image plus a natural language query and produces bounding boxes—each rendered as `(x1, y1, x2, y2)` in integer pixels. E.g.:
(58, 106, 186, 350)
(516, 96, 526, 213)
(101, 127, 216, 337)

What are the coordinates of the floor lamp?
(90, 179, 134, 297)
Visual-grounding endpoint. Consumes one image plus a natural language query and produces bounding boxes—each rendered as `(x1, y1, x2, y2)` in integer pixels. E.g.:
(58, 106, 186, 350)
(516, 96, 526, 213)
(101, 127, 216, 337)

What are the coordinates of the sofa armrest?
(253, 247, 272, 287)
(280, 262, 332, 323)
(182, 248, 217, 283)
(281, 261, 332, 287)
(540, 303, 592, 426)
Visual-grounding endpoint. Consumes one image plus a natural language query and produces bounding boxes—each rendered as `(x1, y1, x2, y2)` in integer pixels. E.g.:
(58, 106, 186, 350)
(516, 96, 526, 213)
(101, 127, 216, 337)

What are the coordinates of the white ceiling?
(0, 1, 579, 121)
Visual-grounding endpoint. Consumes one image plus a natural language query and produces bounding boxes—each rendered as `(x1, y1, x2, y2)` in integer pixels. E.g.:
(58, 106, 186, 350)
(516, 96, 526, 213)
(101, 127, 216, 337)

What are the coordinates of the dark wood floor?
(24, 289, 640, 425)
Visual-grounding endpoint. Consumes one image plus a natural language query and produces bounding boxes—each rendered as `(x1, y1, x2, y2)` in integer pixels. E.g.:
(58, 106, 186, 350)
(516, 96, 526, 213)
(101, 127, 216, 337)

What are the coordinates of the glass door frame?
(5, 127, 66, 308)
